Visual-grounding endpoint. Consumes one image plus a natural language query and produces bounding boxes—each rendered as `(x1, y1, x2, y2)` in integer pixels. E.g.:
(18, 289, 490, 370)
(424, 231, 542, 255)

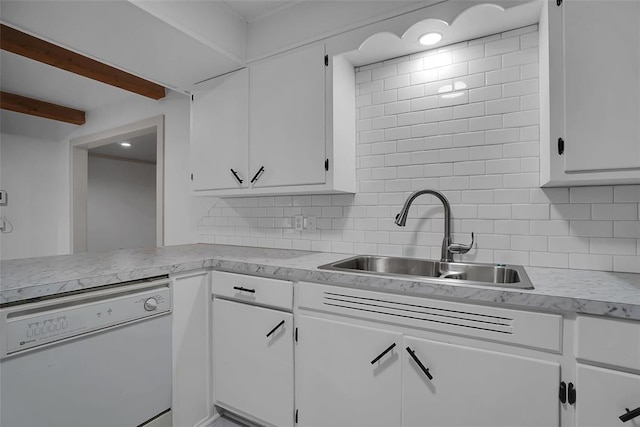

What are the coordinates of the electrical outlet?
(294, 215, 304, 231)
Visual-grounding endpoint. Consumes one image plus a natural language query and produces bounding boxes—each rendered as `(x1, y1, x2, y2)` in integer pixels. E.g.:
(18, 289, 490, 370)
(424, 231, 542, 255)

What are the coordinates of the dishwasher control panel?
(2, 282, 171, 356)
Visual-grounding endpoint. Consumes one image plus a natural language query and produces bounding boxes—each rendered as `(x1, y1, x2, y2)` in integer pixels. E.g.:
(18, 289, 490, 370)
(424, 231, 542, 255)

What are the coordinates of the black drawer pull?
(620, 407, 640, 423)
(266, 320, 285, 338)
(230, 168, 243, 184)
(370, 343, 396, 364)
(233, 286, 255, 294)
(406, 346, 433, 380)
(250, 166, 265, 183)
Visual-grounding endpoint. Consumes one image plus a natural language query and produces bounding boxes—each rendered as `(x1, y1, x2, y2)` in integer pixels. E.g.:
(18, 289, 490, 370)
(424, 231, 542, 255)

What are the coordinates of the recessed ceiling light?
(120, 142, 132, 147)
(419, 32, 442, 46)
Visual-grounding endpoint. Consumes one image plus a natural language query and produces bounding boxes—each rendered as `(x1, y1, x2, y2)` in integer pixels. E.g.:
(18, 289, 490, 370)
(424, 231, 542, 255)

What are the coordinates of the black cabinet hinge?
(295, 409, 299, 424)
(557, 137, 565, 155)
(295, 327, 298, 342)
(190, 173, 194, 181)
(568, 382, 576, 405)
(557, 0, 562, 6)
(324, 55, 329, 67)
(191, 94, 194, 102)
(559, 381, 567, 403)
(324, 158, 329, 171)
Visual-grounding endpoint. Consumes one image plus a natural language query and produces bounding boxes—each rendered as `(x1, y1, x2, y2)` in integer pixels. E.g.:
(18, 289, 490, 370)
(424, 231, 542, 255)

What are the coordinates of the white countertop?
(1, 244, 639, 320)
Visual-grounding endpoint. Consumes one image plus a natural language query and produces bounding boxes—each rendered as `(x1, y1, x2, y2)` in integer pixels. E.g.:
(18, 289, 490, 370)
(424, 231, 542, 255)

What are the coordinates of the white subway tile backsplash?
(485, 97, 520, 115)
(468, 86, 502, 105)
(530, 252, 569, 268)
(592, 203, 638, 220)
(385, 74, 410, 90)
(398, 85, 425, 100)
(198, 26, 638, 273)
(503, 110, 539, 128)
(373, 90, 398, 105)
(485, 36, 520, 56)
(503, 79, 538, 97)
(411, 69, 439, 85)
(469, 115, 502, 131)
(410, 96, 439, 111)
(548, 236, 589, 253)
(397, 58, 424, 75)
(613, 185, 640, 202)
(502, 47, 538, 67)
(570, 254, 613, 271)
(486, 67, 520, 85)
(570, 186, 614, 203)
(454, 103, 486, 119)
(453, 44, 485, 63)
(570, 221, 613, 238)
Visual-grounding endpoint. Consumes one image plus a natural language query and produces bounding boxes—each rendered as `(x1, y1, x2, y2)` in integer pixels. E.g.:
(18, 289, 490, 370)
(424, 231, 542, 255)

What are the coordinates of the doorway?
(70, 116, 164, 253)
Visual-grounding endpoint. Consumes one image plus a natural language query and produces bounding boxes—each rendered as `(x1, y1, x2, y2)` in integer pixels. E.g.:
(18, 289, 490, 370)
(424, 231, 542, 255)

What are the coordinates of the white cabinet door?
(402, 336, 560, 427)
(576, 364, 640, 427)
(295, 315, 402, 427)
(172, 271, 212, 427)
(542, 0, 640, 186)
(563, 0, 640, 174)
(249, 43, 327, 188)
(191, 68, 249, 191)
(213, 298, 294, 427)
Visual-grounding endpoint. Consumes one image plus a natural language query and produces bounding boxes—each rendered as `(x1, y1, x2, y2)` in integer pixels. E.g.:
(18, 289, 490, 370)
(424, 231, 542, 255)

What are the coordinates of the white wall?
(0, 133, 69, 260)
(197, 25, 640, 274)
(87, 155, 156, 253)
(0, 90, 199, 260)
(68, 90, 199, 247)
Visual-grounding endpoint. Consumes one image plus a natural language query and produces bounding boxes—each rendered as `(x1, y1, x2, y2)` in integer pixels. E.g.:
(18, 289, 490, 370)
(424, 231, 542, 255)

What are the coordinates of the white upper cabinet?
(191, 68, 249, 192)
(540, 0, 640, 186)
(190, 43, 355, 197)
(249, 43, 327, 188)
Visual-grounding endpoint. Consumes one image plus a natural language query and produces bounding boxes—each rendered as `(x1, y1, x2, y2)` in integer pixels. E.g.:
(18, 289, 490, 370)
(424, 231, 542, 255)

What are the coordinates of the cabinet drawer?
(211, 271, 293, 311)
(576, 315, 640, 371)
(297, 282, 562, 352)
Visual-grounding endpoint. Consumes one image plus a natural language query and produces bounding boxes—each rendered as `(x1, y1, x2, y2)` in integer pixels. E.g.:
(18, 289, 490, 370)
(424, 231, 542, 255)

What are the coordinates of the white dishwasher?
(0, 277, 172, 427)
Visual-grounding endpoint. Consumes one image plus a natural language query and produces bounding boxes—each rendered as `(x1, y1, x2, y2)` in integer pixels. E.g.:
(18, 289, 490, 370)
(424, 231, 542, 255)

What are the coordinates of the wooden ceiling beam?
(0, 24, 166, 100)
(1, 91, 86, 125)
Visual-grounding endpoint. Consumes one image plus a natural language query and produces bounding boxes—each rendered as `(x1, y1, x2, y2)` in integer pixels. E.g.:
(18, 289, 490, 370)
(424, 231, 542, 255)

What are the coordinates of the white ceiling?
(90, 132, 157, 164)
(223, 0, 298, 22)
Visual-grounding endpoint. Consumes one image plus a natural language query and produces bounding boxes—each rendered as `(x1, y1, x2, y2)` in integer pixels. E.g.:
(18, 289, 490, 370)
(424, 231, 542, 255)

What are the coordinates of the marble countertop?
(2, 244, 639, 320)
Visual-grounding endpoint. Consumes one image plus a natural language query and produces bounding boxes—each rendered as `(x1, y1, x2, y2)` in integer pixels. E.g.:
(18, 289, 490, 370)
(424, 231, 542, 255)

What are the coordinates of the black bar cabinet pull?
(266, 320, 285, 338)
(230, 168, 243, 184)
(406, 346, 433, 380)
(567, 382, 576, 405)
(370, 343, 396, 364)
(250, 166, 265, 183)
(233, 286, 255, 294)
(620, 407, 640, 423)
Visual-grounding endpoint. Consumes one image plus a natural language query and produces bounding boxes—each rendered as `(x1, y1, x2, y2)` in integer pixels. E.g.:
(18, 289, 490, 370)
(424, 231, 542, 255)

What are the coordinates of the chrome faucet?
(394, 189, 474, 262)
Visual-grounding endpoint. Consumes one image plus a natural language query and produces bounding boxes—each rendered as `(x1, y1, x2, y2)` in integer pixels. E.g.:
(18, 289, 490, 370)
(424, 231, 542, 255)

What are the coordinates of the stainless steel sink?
(318, 255, 533, 289)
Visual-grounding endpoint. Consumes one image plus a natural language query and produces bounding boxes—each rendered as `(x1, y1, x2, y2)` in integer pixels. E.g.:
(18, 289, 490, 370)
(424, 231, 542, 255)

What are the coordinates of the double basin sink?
(319, 255, 533, 289)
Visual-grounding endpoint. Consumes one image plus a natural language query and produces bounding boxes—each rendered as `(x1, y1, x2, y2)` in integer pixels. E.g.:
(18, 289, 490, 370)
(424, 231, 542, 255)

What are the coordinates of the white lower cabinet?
(213, 298, 294, 427)
(172, 271, 213, 427)
(294, 317, 560, 427)
(295, 315, 402, 427)
(402, 336, 560, 427)
(575, 365, 640, 427)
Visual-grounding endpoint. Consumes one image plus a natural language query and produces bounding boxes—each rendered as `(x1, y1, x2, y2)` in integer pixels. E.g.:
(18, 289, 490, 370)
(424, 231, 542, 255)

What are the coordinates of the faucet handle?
(448, 232, 474, 255)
